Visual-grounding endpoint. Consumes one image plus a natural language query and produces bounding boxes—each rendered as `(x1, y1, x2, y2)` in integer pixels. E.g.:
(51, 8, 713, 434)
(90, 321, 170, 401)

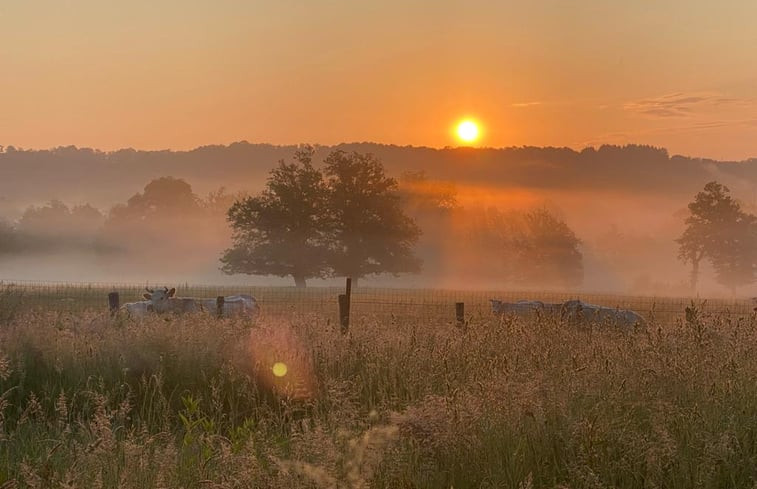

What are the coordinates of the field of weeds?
(2, 290, 757, 488)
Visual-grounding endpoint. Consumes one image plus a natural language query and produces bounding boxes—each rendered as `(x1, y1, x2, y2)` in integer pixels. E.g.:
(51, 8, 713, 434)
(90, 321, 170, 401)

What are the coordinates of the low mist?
(1, 143, 755, 297)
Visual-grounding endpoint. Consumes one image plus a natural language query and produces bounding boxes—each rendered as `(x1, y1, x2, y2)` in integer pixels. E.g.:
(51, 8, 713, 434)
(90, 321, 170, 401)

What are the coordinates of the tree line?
(3, 145, 756, 293)
(3, 142, 757, 214)
(0, 146, 586, 288)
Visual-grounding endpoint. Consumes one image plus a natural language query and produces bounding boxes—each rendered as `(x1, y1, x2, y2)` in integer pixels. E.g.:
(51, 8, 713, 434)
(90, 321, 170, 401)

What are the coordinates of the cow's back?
(167, 297, 200, 314)
(197, 294, 260, 318)
(121, 301, 153, 318)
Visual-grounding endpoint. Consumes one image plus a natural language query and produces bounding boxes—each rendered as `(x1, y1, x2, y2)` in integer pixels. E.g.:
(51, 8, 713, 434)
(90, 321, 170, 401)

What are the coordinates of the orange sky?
(1, 1, 756, 160)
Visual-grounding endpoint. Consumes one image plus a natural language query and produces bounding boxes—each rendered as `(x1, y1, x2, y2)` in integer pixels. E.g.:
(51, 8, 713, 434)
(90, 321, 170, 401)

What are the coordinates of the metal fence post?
(108, 292, 120, 316)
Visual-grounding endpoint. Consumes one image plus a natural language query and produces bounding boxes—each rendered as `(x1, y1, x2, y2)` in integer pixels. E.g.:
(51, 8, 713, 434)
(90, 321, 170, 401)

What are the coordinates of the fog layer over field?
(1, 143, 755, 296)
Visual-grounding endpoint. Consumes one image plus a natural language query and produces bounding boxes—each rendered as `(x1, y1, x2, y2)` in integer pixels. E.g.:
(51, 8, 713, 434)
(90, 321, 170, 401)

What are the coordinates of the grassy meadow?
(2, 284, 757, 487)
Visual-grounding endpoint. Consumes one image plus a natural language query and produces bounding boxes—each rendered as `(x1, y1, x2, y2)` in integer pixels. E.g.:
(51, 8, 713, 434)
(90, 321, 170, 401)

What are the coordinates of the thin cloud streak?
(580, 118, 757, 149)
(511, 101, 543, 108)
(624, 92, 754, 118)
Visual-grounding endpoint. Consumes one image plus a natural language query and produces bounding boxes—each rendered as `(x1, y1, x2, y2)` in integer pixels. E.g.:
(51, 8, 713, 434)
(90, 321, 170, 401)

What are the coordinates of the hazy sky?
(2, 0, 757, 159)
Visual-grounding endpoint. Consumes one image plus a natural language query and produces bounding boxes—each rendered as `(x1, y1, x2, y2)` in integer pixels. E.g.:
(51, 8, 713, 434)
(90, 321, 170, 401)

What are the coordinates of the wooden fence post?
(455, 302, 465, 326)
(338, 294, 350, 334)
(337, 277, 352, 334)
(216, 296, 225, 319)
(108, 292, 120, 317)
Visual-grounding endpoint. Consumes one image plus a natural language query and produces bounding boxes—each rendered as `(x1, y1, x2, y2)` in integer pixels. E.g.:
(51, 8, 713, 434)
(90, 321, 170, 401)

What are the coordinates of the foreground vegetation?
(2, 298, 757, 488)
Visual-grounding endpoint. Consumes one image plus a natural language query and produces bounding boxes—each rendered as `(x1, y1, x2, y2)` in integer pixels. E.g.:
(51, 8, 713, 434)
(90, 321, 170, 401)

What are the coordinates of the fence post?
(216, 296, 225, 319)
(108, 292, 120, 317)
(455, 302, 465, 326)
(345, 277, 352, 331)
(338, 294, 350, 334)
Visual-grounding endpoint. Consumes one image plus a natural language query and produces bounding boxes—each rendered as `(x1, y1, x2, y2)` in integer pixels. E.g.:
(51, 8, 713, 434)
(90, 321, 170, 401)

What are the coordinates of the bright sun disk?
(456, 120, 480, 143)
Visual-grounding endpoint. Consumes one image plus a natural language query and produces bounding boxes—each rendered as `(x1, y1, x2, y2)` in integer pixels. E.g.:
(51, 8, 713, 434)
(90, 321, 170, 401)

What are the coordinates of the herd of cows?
(120, 287, 260, 318)
(489, 299, 647, 329)
(120, 286, 646, 330)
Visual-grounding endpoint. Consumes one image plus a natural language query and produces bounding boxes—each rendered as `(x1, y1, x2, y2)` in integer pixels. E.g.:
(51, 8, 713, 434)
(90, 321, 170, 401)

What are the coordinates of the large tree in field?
(221, 147, 331, 288)
(676, 181, 757, 293)
(324, 150, 422, 285)
(519, 208, 583, 287)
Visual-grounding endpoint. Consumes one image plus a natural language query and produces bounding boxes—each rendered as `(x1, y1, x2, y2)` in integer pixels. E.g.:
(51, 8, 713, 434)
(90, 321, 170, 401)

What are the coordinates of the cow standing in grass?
(490, 298, 646, 330)
(143, 287, 260, 318)
(143, 287, 200, 314)
(559, 299, 646, 329)
(119, 300, 153, 318)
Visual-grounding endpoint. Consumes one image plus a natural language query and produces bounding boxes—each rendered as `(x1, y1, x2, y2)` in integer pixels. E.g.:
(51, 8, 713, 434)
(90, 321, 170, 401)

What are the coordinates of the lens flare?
(248, 322, 317, 401)
(272, 362, 288, 377)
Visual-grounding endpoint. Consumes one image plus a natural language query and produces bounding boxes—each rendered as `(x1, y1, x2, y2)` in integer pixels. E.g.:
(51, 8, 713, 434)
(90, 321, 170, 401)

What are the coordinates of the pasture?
(2, 282, 757, 488)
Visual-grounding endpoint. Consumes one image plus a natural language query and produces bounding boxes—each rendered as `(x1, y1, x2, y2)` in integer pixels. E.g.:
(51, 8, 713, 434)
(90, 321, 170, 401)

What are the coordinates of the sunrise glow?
(456, 120, 480, 144)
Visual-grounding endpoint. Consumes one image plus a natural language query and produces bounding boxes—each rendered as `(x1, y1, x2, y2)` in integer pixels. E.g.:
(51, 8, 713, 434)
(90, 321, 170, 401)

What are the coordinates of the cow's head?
(143, 286, 176, 305)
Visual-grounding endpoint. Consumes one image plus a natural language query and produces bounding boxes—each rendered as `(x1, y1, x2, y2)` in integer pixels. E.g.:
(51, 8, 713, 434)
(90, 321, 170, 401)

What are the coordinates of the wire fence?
(2, 278, 756, 325)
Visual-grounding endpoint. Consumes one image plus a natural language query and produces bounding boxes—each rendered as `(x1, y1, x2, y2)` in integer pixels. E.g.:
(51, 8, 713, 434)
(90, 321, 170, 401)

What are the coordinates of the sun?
(455, 119, 480, 144)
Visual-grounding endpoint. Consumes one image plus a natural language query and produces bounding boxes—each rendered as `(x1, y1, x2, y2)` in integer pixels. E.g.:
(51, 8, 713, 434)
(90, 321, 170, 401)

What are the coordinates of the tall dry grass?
(1, 302, 757, 488)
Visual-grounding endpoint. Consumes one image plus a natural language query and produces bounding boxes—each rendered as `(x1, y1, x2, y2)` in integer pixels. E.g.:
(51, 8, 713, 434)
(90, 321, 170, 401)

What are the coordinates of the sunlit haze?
(5, 2, 757, 482)
(1, 1, 756, 159)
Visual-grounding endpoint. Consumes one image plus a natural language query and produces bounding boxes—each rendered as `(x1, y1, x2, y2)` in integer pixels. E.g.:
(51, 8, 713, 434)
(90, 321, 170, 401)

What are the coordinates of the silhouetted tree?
(16, 200, 104, 249)
(0, 219, 17, 253)
(677, 181, 757, 293)
(203, 187, 247, 218)
(104, 177, 200, 229)
(110, 177, 200, 222)
(17, 200, 71, 237)
(221, 147, 331, 287)
(459, 207, 583, 286)
(101, 176, 203, 255)
(324, 151, 422, 285)
(456, 207, 525, 282)
(397, 171, 459, 277)
(398, 170, 459, 215)
(519, 208, 583, 286)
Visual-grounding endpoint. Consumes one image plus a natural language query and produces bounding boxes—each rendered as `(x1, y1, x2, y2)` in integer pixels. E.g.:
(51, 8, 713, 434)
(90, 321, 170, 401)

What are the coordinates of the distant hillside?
(1, 142, 756, 214)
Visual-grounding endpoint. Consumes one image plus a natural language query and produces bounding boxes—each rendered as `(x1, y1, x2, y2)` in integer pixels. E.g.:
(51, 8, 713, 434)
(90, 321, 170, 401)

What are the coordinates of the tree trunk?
(293, 275, 307, 288)
(690, 258, 700, 293)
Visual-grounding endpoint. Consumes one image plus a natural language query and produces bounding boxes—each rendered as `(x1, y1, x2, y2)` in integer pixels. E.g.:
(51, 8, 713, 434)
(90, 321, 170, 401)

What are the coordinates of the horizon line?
(1, 140, 755, 163)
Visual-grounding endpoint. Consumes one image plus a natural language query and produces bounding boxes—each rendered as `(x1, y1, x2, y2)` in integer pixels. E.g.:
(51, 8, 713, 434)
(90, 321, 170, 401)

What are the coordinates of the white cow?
(490, 298, 645, 329)
(560, 299, 646, 329)
(143, 287, 260, 318)
(119, 300, 154, 318)
(197, 295, 260, 317)
(143, 287, 200, 314)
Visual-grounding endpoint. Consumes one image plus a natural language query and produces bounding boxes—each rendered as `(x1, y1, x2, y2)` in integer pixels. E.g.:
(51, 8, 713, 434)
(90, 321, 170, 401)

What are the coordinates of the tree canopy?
(221, 147, 331, 287)
(453, 206, 583, 287)
(676, 181, 757, 292)
(323, 151, 422, 284)
(221, 149, 422, 286)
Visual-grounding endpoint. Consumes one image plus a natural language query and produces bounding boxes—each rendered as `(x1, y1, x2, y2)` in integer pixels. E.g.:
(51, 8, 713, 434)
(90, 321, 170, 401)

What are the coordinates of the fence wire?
(1, 278, 755, 324)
